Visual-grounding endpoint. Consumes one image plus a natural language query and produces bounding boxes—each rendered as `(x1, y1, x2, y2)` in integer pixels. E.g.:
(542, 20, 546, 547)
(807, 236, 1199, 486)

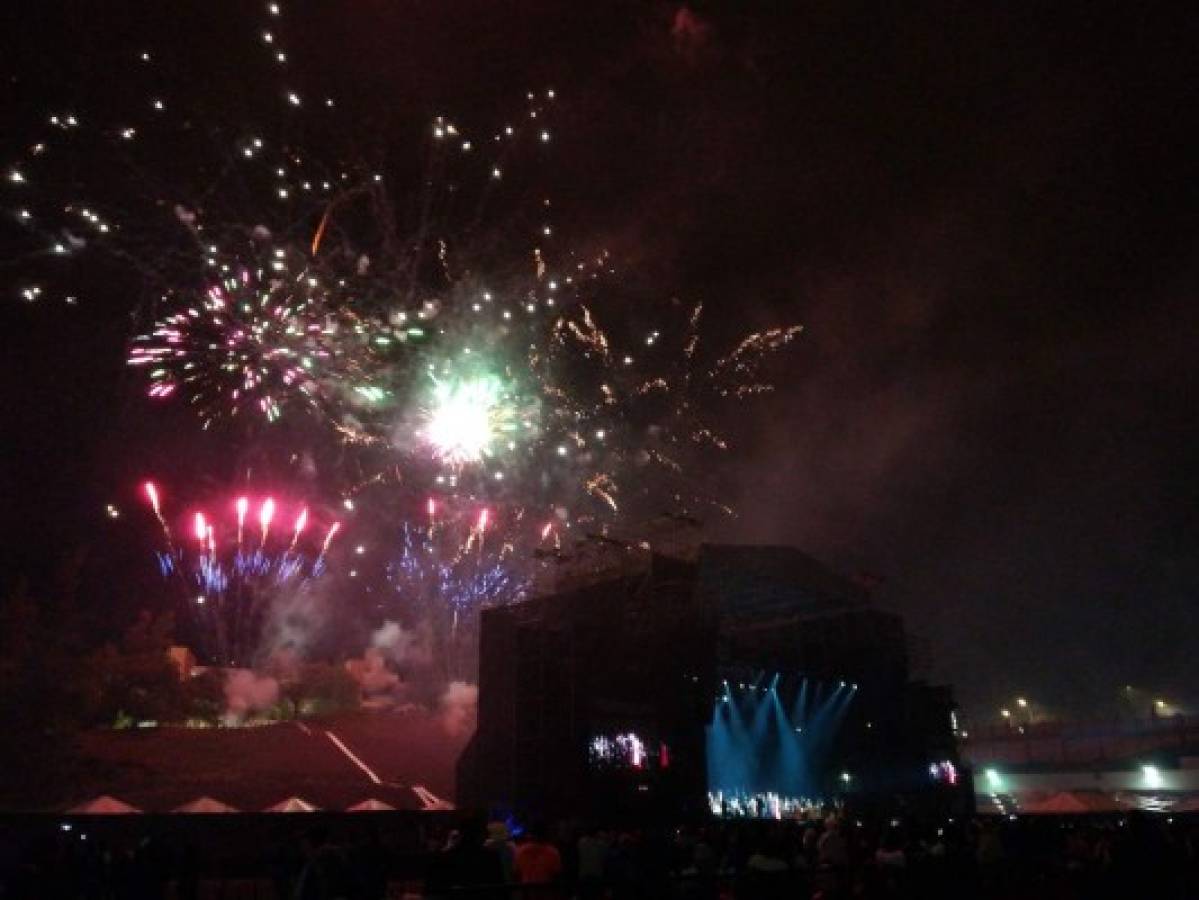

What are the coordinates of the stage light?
(985, 768, 1002, 788)
(840, 771, 852, 783)
(1142, 765, 1164, 789)
(1016, 697, 1028, 708)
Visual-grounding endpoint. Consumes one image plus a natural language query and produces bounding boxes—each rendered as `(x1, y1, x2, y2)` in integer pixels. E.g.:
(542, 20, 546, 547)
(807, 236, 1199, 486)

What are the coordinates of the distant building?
(168, 645, 196, 680)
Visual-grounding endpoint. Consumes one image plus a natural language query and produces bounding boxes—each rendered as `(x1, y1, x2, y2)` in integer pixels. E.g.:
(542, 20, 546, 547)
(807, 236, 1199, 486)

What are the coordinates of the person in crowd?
(741, 828, 791, 900)
(424, 818, 504, 899)
(605, 831, 643, 899)
(797, 823, 820, 870)
(576, 825, 609, 897)
(875, 827, 906, 868)
(870, 826, 908, 898)
(484, 820, 516, 884)
(349, 825, 389, 900)
(817, 816, 849, 868)
(692, 825, 718, 879)
(293, 826, 354, 900)
(975, 819, 1004, 866)
(746, 831, 789, 874)
(513, 821, 563, 892)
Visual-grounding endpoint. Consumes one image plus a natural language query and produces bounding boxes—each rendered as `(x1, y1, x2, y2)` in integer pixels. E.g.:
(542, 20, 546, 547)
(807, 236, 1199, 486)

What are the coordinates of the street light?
(1016, 697, 1028, 708)
(1000, 709, 1011, 719)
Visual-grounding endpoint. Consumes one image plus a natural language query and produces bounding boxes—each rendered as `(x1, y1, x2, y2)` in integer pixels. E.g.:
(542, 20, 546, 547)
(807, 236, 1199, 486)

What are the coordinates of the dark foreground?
(2, 810, 1197, 899)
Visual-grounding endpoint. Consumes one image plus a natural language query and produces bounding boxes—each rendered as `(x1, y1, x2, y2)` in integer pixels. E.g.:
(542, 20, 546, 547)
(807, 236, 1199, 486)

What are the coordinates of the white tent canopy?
(264, 797, 320, 813)
(67, 795, 141, 814)
(347, 798, 395, 812)
(412, 785, 455, 811)
(1021, 791, 1129, 814)
(173, 796, 238, 813)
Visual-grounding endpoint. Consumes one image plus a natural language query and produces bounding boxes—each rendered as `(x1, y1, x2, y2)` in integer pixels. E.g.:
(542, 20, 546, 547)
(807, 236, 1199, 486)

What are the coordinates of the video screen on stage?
(588, 732, 670, 770)
(929, 760, 958, 785)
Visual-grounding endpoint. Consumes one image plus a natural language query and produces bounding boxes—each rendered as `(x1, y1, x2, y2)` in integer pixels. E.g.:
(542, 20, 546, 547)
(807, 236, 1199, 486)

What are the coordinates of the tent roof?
(346, 798, 395, 812)
(1022, 791, 1127, 814)
(67, 795, 141, 814)
(264, 796, 320, 813)
(173, 796, 238, 813)
(411, 785, 455, 811)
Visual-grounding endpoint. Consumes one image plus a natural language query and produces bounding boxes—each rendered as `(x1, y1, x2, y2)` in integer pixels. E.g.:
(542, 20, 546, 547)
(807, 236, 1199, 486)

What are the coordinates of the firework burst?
(143, 481, 340, 666)
(385, 513, 530, 680)
(11, 3, 803, 680)
(127, 264, 384, 428)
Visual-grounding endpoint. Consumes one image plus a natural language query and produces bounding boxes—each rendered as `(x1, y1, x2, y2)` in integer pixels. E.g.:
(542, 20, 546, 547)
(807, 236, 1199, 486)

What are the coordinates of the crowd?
(419, 811, 1199, 899)
(2, 809, 1198, 898)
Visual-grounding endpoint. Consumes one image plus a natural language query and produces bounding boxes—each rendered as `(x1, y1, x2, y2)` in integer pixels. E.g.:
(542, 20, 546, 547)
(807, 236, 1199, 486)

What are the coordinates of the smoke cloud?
(370, 619, 434, 669)
(349, 647, 401, 695)
(257, 583, 334, 664)
(438, 680, 478, 737)
(223, 669, 280, 722)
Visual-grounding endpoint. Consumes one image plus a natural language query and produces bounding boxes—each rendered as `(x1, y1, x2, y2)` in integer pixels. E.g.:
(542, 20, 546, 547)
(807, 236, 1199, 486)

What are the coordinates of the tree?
(183, 667, 227, 725)
(88, 611, 186, 725)
(279, 662, 360, 718)
(0, 581, 97, 806)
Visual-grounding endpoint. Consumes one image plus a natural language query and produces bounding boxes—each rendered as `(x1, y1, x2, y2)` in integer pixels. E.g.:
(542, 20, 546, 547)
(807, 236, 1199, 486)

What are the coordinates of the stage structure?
(458, 529, 964, 819)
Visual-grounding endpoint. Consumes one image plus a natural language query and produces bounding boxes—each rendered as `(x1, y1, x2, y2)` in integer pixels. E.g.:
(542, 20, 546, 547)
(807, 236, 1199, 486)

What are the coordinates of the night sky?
(2, 1, 1197, 720)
